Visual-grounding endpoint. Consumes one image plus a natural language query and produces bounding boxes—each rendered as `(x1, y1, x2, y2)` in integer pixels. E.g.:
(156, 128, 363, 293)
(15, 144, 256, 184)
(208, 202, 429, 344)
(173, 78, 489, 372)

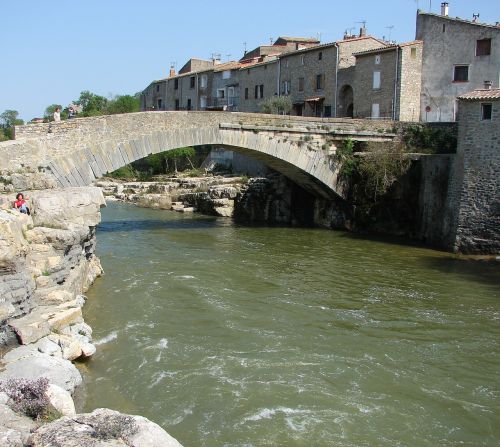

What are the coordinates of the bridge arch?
(46, 126, 341, 199)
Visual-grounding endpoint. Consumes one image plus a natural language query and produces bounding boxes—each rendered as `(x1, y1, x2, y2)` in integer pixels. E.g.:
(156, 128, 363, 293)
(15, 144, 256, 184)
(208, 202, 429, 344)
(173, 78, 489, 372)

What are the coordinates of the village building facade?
(416, 3, 500, 122)
(353, 41, 423, 121)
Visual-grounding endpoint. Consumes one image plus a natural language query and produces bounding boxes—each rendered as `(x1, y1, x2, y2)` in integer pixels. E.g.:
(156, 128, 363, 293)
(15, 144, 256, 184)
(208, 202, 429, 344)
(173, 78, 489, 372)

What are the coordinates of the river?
(80, 201, 499, 447)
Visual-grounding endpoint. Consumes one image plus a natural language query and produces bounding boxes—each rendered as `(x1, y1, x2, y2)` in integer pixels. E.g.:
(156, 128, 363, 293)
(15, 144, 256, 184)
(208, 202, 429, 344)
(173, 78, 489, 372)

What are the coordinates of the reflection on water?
(81, 202, 500, 447)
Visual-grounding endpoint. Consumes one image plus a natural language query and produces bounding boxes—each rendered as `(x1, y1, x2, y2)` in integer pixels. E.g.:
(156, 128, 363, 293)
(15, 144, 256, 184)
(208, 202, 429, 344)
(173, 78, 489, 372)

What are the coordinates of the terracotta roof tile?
(458, 89, 500, 100)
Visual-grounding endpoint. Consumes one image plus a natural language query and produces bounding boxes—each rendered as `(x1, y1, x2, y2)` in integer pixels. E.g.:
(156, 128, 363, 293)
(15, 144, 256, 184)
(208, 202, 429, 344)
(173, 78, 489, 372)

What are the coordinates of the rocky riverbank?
(0, 186, 182, 446)
(95, 172, 342, 227)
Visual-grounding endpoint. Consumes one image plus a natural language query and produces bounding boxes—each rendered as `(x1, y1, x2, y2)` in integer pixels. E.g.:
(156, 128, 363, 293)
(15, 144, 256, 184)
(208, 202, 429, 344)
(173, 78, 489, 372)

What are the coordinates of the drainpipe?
(393, 46, 400, 120)
(196, 73, 199, 111)
(334, 43, 339, 117)
(277, 57, 281, 97)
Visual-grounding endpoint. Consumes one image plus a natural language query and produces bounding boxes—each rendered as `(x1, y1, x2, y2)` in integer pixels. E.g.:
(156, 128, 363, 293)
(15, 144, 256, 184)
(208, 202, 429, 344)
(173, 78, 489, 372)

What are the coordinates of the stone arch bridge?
(1, 112, 397, 199)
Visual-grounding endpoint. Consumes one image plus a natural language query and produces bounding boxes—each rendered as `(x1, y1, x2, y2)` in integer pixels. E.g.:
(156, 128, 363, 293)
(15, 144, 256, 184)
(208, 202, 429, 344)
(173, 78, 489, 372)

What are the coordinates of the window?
(481, 103, 492, 120)
(175, 99, 180, 110)
(200, 75, 208, 88)
(259, 84, 264, 99)
(255, 85, 258, 99)
(301, 55, 305, 65)
(324, 105, 332, 117)
(157, 99, 162, 109)
(476, 39, 491, 56)
(453, 65, 469, 82)
(190, 76, 195, 89)
(410, 47, 417, 59)
(156, 84, 160, 92)
(371, 103, 380, 118)
(316, 74, 324, 90)
(282, 80, 290, 95)
(228, 87, 235, 106)
(174, 79, 179, 90)
(318, 52, 323, 60)
(187, 99, 192, 110)
(375, 55, 381, 64)
(217, 88, 225, 99)
(200, 96, 207, 109)
(245, 88, 249, 100)
(222, 70, 231, 79)
(442, 24, 446, 32)
(264, 64, 267, 70)
(373, 71, 381, 89)
(298, 77, 304, 92)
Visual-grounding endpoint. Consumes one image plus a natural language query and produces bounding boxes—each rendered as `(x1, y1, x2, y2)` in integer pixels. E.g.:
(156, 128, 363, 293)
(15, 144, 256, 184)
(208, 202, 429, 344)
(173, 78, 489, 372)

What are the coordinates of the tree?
(106, 95, 141, 115)
(0, 110, 23, 128)
(260, 96, 293, 115)
(75, 91, 108, 116)
(0, 110, 24, 140)
(163, 147, 196, 172)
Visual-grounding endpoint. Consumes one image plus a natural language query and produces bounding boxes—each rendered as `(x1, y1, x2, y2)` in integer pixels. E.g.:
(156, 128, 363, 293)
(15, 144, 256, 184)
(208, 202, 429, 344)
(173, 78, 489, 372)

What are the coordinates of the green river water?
(80, 202, 499, 447)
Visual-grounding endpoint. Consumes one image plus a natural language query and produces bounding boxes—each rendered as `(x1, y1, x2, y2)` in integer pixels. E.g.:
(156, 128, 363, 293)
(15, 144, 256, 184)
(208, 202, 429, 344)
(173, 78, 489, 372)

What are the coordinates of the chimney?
(169, 66, 176, 77)
(484, 80, 492, 90)
(440, 2, 449, 16)
(359, 26, 366, 37)
(472, 13, 480, 22)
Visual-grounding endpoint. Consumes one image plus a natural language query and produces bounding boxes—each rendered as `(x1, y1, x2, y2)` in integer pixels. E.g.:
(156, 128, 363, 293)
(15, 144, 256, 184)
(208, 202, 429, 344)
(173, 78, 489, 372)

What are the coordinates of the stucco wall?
(416, 12, 500, 122)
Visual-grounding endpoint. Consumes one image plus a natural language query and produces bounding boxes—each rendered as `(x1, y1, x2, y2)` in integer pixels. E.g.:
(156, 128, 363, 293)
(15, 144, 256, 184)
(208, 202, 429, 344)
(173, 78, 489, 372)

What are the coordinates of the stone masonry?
(444, 89, 500, 253)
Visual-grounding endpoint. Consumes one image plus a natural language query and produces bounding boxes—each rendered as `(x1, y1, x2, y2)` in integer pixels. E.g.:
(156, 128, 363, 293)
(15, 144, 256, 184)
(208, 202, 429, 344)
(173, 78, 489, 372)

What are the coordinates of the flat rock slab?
(29, 408, 183, 447)
(0, 351, 82, 393)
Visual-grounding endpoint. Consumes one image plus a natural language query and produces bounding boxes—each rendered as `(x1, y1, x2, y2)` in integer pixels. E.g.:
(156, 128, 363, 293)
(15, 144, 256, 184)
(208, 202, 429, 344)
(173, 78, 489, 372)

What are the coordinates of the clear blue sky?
(1, 0, 497, 121)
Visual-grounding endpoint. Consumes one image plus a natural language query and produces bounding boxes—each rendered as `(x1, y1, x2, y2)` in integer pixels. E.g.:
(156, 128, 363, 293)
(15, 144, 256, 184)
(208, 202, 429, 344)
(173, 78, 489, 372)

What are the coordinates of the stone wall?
(239, 61, 279, 113)
(354, 49, 398, 119)
(444, 99, 500, 254)
(397, 43, 423, 122)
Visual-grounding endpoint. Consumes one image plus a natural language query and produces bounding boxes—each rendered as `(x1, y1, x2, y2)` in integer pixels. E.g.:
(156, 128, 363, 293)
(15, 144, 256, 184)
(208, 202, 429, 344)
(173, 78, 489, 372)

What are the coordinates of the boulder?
(0, 351, 82, 393)
(45, 383, 75, 416)
(29, 408, 183, 447)
(30, 187, 106, 230)
(0, 403, 37, 447)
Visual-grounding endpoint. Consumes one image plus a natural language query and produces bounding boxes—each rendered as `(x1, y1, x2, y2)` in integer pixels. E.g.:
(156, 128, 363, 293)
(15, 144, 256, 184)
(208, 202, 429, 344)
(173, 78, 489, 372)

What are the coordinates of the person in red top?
(14, 193, 30, 215)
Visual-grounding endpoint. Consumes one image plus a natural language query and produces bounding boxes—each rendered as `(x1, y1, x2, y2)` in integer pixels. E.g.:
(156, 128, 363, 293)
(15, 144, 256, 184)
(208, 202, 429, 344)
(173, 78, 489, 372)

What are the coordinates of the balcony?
(205, 97, 240, 111)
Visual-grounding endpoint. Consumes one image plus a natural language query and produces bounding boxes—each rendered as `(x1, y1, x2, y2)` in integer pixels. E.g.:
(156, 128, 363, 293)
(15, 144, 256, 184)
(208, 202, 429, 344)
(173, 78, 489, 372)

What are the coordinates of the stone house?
(277, 34, 386, 117)
(207, 62, 243, 112)
(444, 86, 500, 253)
(238, 59, 280, 113)
(240, 37, 319, 63)
(416, 3, 500, 122)
(164, 66, 215, 111)
(353, 41, 422, 121)
(141, 79, 167, 111)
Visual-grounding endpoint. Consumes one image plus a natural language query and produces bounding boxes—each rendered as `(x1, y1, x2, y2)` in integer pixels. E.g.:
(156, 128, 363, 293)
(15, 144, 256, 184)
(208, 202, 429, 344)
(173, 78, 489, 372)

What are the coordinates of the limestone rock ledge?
(0, 186, 184, 447)
(29, 408, 183, 447)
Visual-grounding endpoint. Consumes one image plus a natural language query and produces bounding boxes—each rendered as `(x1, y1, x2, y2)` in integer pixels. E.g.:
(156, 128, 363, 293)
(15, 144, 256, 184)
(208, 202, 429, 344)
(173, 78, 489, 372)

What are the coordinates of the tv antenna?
(225, 53, 232, 62)
(385, 25, 394, 42)
(243, 42, 247, 54)
(269, 37, 274, 45)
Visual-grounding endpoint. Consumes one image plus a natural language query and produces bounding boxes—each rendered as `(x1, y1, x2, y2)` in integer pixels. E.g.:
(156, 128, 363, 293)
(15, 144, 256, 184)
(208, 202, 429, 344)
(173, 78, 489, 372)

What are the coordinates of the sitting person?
(14, 193, 30, 215)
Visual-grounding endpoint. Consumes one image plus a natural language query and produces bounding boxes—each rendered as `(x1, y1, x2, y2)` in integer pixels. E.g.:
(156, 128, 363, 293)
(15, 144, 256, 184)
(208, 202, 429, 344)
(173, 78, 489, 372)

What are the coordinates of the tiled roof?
(418, 12, 500, 30)
(278, 36, 386, 58)
(354, 40, 422, 57)
(458, 89, 500, 101)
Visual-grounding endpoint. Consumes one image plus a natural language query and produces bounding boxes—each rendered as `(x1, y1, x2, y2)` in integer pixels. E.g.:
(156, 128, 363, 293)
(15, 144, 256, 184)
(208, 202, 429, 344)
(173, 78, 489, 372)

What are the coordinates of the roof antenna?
(385, 25, 394, 42)
(269, 36, 274, 45)
(243, 42, 247, 55)
(225, 53, 232, 62)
